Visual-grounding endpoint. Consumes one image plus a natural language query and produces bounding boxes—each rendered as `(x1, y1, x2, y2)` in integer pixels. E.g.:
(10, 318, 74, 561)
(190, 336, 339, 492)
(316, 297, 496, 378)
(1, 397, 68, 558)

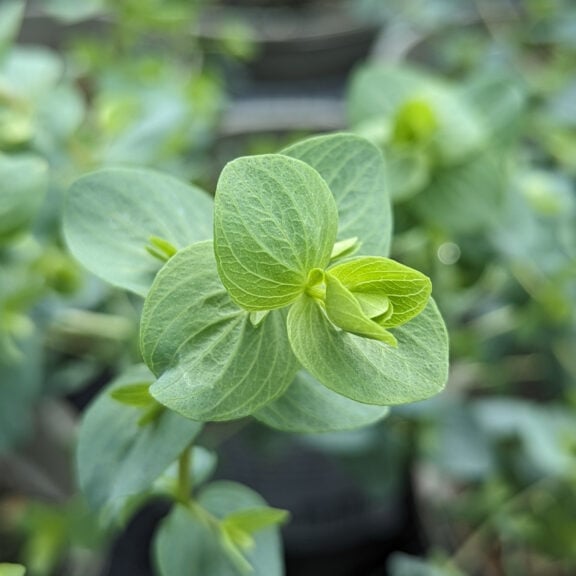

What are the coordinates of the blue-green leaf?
(282, 133, 392, 257)
(287, 296, 448, 405)
(77, 365, 201, 520)
(64, 168, 213, 296)
(141, 241, 299, 421)
(0, 154, 48, 243)
(255, 370, 389, 433)
(214, 154, 338, 311)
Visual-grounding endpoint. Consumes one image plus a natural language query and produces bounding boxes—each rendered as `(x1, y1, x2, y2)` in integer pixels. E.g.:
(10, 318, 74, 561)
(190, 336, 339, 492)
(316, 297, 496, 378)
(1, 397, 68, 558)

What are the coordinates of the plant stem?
(177, 443, 193, 504)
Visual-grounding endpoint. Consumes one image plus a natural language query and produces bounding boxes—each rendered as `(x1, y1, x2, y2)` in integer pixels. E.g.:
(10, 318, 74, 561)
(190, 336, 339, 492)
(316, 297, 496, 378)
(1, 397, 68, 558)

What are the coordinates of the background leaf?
(255, 370, 389, 433)
(64, 168, 213, 296)
(141, 242, 299, 421)
(77, 364, 202, 520)
(0, 1, 25, 53)
(0, 564, 26, 576)
(287, 297, 448, 405)
(0, 154, 48, 243)
(348, 64, 486, 166)
(411, 151, 506, 234)
(460, 69, 526, 149)
(0, 335, 42, 455)
(154, 482, 284, 576)
(282, 133, 392, 257)
(214, 154, 338, 310)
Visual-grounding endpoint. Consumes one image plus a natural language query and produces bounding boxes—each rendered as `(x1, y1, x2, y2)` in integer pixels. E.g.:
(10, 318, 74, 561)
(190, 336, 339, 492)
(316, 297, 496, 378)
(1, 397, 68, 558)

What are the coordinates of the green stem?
(177, 443, 193, 504)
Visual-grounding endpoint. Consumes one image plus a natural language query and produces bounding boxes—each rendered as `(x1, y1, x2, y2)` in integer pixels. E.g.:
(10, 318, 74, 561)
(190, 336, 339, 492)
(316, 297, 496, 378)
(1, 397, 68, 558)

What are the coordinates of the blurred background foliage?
(1, 0, 576, 575)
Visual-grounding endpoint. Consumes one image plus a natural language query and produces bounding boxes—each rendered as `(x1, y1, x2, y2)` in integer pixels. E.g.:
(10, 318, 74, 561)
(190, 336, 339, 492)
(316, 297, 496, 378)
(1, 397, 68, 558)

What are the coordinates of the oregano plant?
(64, 133, 449, 575)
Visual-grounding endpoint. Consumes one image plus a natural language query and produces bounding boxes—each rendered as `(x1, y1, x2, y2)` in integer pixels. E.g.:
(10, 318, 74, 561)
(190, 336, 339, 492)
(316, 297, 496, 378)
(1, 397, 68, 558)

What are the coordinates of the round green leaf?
(214, 154, 338, 311)
(64, 167, 213, 296)
(155, 482, 284, 576)
(141, 241, 299, 421)
(287, 296, 448, 406)
(282, 133, 392, 257)
(255, 370, 389, 433)
(77, 364, 201, 518)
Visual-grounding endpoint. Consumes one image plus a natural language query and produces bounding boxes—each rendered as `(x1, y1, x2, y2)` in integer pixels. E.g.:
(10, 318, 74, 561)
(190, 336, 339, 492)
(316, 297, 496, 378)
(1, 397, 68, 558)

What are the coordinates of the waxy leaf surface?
(64, 168, 213, 296)
(141, 241, 299, 421)
(287, 296, 448, 405)
(214, 154, 338, 311)
(255, 370, 389, 433)
(282, 133, 392, 257)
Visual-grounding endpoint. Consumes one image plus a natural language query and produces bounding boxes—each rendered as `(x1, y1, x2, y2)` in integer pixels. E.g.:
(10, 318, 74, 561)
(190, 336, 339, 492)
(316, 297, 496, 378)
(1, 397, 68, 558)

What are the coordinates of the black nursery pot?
(215, 423, 420, 576)
(199, 1, 381, 82)
(101, 421, 422, 576)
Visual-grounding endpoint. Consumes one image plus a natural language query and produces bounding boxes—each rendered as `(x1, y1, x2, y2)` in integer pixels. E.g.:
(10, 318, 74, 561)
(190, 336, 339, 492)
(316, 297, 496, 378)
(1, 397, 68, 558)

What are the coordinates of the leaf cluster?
(66, 133, 449, 430)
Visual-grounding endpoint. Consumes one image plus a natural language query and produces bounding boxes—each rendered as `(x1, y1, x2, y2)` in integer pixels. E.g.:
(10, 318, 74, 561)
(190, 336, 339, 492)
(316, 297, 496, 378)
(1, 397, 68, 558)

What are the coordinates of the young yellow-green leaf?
(154, 482, 284, 576)
(328, 257, 432, 328)
(141, 241, 299, 421)
(324, 273, 397, 345)
(109, 383, 153, 407)
(330, 237, 361, 261)
(214, 154, 338, 311)
(282, 133, 392, 257)
(77, 365, 201, 520)
(287, 296, 448, 405)
(146, 236, 178, 262)
(391, 98, 438, 146)
(255, 369, 389, 433)
(220, 528, 254, 574)
(64, 168, 213, 296)
(222, 508, 289, 536)
(353, 292, 391, 321)
(0, 564, 26, 576)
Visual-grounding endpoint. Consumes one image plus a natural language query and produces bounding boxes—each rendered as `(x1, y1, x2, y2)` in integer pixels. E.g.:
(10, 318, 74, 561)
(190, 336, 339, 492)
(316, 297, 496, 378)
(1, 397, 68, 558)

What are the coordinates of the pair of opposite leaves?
(213, 153, 431, 346)
(66, 135, 447, 424)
